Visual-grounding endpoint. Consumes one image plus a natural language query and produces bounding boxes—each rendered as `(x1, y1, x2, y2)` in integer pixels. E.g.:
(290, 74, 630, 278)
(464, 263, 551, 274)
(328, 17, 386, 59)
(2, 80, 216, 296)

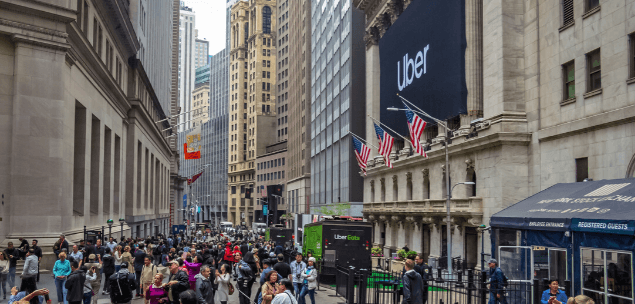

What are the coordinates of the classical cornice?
(0, 18, 67, 38)
(11, 33, 69, 51)
(0, 0, 76, 23)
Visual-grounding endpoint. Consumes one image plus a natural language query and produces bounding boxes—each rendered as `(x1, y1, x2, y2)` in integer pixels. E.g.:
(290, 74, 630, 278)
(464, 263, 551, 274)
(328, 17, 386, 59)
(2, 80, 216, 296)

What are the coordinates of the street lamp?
(119, 218, 125, 240)
(106, 219, 114, 240)
(478, 224, 491, 272)
(388, 96, 473, 275)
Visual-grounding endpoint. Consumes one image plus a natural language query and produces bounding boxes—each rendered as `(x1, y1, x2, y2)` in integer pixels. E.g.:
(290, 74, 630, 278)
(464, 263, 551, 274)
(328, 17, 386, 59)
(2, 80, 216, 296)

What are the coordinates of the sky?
(182, 0, 228, 56)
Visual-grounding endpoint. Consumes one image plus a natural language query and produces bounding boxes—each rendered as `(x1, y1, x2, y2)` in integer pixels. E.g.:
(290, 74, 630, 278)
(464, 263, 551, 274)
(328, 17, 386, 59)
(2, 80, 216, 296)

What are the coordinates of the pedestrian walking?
(541, 280, 567, 304)
(83, 255, 101, 304)
(120, 246, 134, 274)
(194, 265, 214, 304)
(487, 259, 508, 304)
(261, 271, 279, 304)
(108, 262, 136, 304)
(31, 240, 43, 283)
(4, 242, 19, 287)
(114, 246, 123, 273)
(140, 257, 159, 304)
(83, 265, 97, 304)
(8, 275, 49, 304)
(182, 256, 201, 290)
(23, 249, 39, 276)
(290, 253, 306, 297)
(214, 264, 230, 304)
(271, 279, 297, 304)
(273, 255, 291, 282)
(144, 273, 168, 304)
(401, 259, 423, 304)
(164, 261, 189, 304)
(101, 248, 116, 295)
(53, 252, 71, 304)
(68, 246, 83, 269)
(134, 244, 147, 298)
(233, 252, 253, 304)
(64, 261, 85, 304)
(298, 258, 317, 304)
(0, 253, 9, 299)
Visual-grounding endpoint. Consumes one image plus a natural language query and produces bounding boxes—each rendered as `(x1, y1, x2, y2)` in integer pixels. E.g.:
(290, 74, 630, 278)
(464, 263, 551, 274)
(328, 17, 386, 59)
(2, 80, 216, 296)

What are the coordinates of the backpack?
(502, 273, 509, 287)
(152, 246, 160, 256)
(109, 272, 135, 303)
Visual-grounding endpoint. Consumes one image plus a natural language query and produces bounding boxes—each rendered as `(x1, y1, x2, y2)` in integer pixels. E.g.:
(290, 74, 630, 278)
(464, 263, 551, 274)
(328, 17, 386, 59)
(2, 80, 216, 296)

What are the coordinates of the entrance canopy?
(491, 178, 635, 235)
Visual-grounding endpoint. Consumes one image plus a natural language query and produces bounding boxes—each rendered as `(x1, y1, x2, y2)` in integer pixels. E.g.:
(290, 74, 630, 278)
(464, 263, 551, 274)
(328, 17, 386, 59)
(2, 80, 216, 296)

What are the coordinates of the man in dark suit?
(414, 255, 432, 304)
(133, 244, 147, 297)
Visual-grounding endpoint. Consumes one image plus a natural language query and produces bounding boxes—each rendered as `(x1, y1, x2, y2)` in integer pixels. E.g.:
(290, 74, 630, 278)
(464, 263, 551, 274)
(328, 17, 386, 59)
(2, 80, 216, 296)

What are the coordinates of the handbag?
(228, 282, 234, 295)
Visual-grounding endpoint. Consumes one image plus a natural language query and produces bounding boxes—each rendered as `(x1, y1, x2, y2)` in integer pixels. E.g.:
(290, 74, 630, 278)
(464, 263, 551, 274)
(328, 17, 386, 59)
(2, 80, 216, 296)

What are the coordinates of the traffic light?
(245, 188, 252, 199)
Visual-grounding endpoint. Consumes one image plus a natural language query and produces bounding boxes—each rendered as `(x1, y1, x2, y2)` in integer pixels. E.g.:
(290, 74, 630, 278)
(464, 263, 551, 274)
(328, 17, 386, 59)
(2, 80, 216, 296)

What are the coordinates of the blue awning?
(490, 178, 635, 235)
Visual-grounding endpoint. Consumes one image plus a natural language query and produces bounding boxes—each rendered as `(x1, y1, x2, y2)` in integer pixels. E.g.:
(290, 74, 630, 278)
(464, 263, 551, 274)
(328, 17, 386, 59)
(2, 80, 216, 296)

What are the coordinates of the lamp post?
(256, 198, 269, 227)
(388, 101, 476, 274)
(106, 219, 114, 240)
(119, 218, 125, 240)
(478, 224, 491, 272)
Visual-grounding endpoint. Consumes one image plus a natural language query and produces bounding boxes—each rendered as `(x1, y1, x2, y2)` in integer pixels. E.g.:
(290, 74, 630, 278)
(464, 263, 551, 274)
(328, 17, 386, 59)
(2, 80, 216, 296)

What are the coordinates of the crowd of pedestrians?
(14, 228, 317, 304)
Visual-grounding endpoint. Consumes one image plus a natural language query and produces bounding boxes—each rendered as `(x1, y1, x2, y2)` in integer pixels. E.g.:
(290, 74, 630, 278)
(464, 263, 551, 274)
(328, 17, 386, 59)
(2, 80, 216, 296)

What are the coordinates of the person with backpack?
(64, 261, 85, 304)
(152, 244, 162, 267)
(108, 262, 136, 304)
(487, 259, 508, 304)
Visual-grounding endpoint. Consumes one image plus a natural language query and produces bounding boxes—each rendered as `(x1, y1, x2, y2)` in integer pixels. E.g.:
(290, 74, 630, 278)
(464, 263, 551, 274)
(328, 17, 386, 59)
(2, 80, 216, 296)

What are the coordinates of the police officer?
(414, 255, 432, 304)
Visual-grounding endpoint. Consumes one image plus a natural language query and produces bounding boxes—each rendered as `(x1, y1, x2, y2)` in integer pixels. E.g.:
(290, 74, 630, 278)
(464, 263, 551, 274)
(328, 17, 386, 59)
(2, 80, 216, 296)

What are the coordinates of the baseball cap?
(487, 258, 497, 264)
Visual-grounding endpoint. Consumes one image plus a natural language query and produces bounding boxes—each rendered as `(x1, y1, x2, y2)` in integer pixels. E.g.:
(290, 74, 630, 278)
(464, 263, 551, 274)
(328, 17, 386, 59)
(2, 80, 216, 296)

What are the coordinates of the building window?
(585, 0, 599, 12)
(562, 60, 575, 100)
(586, 49, 601, 92)
(562, 0, 574, 26)
(262, 6, 272, 34)
(576, 157, 589, 182)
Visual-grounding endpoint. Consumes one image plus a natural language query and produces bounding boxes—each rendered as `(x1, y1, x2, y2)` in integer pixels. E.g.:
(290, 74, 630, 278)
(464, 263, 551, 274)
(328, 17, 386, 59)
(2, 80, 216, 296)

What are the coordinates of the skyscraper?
(310, 0, 366, 212)
(287, 0, 312, 215)
(195, 38, 209, 69)
(228, 0, 277, 226)
(276, 1, 289, 142)
(178, 4, 196, 132)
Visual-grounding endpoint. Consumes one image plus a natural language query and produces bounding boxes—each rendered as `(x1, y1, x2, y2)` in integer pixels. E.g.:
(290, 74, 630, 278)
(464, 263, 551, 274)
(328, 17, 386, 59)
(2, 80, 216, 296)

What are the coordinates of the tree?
(317, 203, 351, 216)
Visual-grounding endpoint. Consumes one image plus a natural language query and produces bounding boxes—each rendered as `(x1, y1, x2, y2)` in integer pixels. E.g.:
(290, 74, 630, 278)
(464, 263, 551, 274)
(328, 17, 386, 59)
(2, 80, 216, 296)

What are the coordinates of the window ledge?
(560, 97, 576, 106)
(627, 77, 635, 85)
(582, 6, 601, 19)
(583, 88, 603, 99)
(559, 21, 574, 32)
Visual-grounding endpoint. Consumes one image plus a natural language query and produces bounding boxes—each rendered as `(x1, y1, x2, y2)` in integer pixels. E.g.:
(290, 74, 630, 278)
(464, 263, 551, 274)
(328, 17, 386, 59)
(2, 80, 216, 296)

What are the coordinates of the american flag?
(352, 136, 371, 176)
(405, 109, 427, 157)
(374, 123, 394, 168)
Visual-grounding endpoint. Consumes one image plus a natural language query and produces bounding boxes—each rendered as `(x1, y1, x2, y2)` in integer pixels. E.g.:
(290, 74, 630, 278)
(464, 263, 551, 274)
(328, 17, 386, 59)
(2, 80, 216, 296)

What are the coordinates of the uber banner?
(379, 0, 467, 135)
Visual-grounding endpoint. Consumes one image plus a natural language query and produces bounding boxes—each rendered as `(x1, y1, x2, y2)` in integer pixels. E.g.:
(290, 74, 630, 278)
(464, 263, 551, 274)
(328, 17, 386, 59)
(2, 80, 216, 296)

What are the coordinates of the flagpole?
(348, 132, 379, 150)
(368, 115, 420, 150)
(397, 94, 448, 128)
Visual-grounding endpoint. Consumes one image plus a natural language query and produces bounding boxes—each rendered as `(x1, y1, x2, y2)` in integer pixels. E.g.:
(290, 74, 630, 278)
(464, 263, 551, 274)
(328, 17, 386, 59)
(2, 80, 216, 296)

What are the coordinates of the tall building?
(207, 48, 230, 224)
(0, 0, 175, 268)
(310, 0, 366, 212)
(195, 38, 209, 69)
(178, 4, 196, 132)
(191, 83, 209, 128)
(276, 1, 289, 142)
(286, 0, 312, 215)
(228, 0, 277, 226)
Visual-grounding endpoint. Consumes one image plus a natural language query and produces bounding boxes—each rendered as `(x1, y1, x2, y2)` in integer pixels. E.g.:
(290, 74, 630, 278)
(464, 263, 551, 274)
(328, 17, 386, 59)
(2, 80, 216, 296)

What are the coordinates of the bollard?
(480, 271, 487, 304)
(565, 280, 571, 297)
(467, 269, 474, 304)
(533, 279, 541, 304)
(347, 266, 355, 304)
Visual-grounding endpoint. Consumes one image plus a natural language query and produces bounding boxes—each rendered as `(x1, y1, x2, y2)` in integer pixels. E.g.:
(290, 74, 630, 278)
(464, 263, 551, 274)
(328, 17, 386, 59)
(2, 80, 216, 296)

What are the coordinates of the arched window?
(262, 6, 272, 34)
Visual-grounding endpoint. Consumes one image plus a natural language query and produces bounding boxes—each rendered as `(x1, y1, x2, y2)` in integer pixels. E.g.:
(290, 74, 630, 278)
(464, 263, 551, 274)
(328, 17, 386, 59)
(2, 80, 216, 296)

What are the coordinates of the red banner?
(184, 143, 201, 159)
(187, 170, 204, 185)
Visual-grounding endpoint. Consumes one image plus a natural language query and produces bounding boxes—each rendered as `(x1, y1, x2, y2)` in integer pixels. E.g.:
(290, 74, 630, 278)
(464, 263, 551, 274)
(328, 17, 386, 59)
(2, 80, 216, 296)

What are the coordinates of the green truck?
(302, 219, 373, 270)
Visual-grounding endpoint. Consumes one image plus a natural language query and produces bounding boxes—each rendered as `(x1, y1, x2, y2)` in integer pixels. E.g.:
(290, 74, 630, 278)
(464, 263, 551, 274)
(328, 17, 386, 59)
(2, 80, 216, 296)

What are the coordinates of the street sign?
(263, 205, 268, 215)
(183, 195, 187, 208)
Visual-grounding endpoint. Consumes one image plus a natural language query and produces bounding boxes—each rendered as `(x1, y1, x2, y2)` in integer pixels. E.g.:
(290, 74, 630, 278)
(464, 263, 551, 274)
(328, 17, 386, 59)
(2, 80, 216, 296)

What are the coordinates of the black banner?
(379, 0, 467, 135)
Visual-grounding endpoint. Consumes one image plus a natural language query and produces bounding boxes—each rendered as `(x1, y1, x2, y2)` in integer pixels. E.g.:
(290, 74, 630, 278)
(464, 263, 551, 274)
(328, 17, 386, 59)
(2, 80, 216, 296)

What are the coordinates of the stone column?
(8, 35, 71, 236)
(364, 28, 380, 152)
(463, 0, 484, 126)
(409, 217, 422, 254)
(429, 222, 441, 258)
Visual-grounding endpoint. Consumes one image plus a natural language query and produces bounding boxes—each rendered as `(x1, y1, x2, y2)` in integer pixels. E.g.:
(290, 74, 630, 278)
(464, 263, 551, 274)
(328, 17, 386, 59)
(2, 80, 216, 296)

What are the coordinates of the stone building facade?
(356, 0, 635, 269)
(0, 0, 175, 268)
(228, 0, 278, 226)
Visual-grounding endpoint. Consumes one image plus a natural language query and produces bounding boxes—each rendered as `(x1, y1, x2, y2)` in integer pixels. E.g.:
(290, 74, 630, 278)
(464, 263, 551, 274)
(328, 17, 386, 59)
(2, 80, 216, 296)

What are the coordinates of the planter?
(391, 259, 406, 272)
(371, 256, 384, 268)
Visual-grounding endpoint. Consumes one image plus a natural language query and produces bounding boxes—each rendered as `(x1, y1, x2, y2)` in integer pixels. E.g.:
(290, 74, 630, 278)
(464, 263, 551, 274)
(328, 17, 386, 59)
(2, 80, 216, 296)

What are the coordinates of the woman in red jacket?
(223, 243, 235, 265)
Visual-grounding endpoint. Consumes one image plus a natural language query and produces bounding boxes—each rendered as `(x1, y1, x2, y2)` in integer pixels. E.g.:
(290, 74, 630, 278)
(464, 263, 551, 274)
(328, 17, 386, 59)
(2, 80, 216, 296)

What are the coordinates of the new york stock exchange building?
(355, 0, 635, 284)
